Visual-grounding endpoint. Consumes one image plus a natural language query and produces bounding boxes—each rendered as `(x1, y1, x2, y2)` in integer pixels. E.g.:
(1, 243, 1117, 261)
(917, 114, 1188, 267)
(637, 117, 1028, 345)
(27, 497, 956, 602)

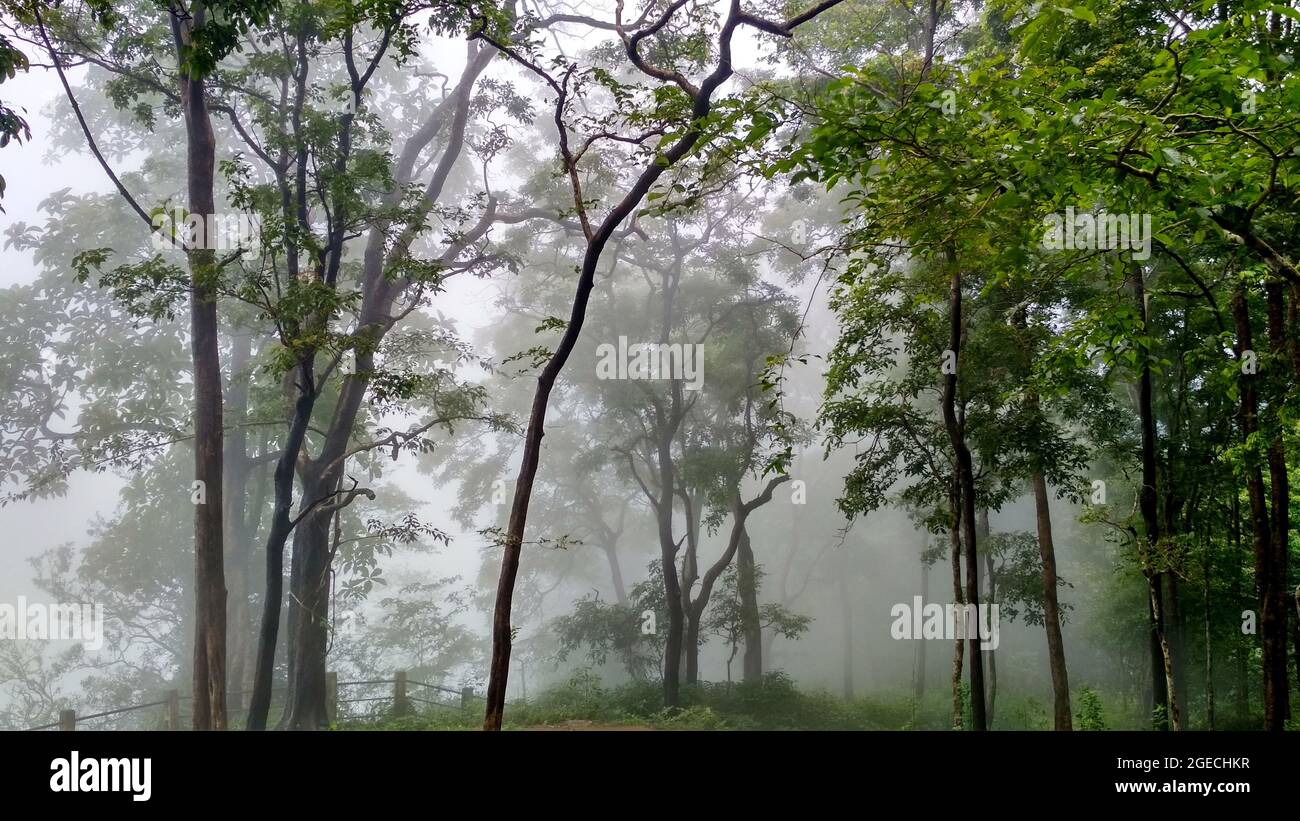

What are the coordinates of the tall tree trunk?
(913, 551, 927, 702)
(1032, 471, 1072, 729)
(1230, 496, 1250, 725)
(984, 549, 997, 728)
(1232, 283, 1283, 729)
(1262, 282, 1291, 730)
(246, 364, 316, 731)
(1135, 271, 1179, 730)
(1203, 526, 1215, 730)
(224, 332, 252, 717)
(738, 526, 763, 683)
(978, 510, 995, 728)
(653, 414, 685, 705)
(948, 483, 964, 730)
(172, 5, 226, 731)
(940, 251, 985, 730)
(283, 469, 334, 729)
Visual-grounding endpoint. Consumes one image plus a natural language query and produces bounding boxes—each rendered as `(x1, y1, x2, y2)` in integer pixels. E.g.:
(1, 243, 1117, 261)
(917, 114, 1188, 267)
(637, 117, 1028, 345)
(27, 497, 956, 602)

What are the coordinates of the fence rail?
(22, 672, 485, 731)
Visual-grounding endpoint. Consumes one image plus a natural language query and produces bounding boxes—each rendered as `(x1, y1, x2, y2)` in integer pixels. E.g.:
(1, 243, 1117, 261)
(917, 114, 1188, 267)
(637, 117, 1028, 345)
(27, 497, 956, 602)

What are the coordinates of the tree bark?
(738, 526, 763, 683)
(171, 5, 226, 731)
(1232, 283, 1283, 729)
(1032, 471, 1072, 730)
(948, 483, 964, 730)
(1261, 282, 1291, 730)
(913, 550, 927, 703)
(1203, 524, 1215, 730)
(1135, 271, 1179, 730)
(1231, 495, 1249, 725)
(223, 332, 253, 716)
(939, 250, 985, 730)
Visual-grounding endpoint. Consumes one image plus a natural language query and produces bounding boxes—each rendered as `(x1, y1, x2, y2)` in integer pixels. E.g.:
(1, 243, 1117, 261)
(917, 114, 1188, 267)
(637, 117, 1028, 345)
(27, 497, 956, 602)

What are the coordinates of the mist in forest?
(0, 0, 1295, 734)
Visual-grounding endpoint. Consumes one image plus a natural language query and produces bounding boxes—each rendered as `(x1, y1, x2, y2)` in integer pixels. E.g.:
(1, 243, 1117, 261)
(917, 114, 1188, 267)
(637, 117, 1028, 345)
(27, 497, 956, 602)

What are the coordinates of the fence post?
(165, 689, 181, 730)
(393, 671, 408, 716)
(326, 671, 337, 724)
(58, 709, 76, 731)
(461, 686, 474, 711)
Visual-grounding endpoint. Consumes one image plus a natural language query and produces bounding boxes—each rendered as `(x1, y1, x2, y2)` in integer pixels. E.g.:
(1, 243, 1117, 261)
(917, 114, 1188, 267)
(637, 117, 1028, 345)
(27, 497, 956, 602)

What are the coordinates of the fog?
(0, 1, 1285, 733)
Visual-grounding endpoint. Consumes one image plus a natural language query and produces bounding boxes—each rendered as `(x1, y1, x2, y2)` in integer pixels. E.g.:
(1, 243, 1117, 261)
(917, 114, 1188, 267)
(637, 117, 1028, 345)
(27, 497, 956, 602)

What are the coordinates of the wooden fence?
(22, 672, 484, 730)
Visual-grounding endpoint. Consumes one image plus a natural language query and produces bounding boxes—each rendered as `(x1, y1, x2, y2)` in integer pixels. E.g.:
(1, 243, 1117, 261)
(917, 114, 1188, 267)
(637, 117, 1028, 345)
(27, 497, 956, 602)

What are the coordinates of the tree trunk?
(940, 251, 985, 730)
(245, 363, 316, 731)
(1203, 527, 1215, 730)
(682, 485, 783, 691)
(1262, 282, 1291, 730)
(1231, 496, 1249, 725)
(1232, 283, 1284, 730)
(984, 549, 997, 728)
(283, 468, 339, 730)
(172, 6, 226, 731)
(738, 526, 763, 683)
(949, 483, 964, 730)
(1135, 271, 1179, 730)
(604, 544, 628, 606)
(224, 332, 252, 717)
(913, 551, 927, 702)
(1032, 471, 1072, 729)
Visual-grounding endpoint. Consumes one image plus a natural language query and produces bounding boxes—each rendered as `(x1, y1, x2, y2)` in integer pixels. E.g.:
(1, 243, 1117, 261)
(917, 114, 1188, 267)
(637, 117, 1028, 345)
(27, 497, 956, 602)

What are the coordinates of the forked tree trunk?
(940, 251, 985, 730)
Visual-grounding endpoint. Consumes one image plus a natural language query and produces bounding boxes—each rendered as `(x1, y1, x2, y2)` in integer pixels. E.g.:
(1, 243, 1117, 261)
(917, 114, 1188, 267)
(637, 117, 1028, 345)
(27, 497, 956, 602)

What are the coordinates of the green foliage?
(1075, 685, 1108, 730)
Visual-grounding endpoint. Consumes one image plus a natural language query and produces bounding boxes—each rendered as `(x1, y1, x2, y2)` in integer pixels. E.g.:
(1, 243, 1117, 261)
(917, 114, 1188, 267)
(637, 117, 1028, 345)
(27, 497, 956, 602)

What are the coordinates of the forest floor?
(521, 720, 657, 731)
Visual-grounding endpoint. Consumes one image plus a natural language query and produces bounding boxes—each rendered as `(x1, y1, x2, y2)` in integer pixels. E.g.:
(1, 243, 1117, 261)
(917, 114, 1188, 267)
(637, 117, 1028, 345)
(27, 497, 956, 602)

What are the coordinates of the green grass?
(337, 669, 1162, 731)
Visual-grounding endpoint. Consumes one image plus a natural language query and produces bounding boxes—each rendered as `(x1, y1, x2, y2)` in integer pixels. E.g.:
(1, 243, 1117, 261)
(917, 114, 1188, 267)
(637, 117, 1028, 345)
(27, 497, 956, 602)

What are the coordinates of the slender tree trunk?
(913, 551, 927, 702)
(940, 251, 985, 730)
(1232, 284, 1283, 729)
(604, 544, 628, 606)
(1262, 282, 1291, 730)
(224, 333, 252, 717)
(655, 426, 685, 706)
(984, 549, 997, 728)
(949, 484, 964, 730)
(1032, 472, 1072, 729)
(1135, 271, 1179, 730)
(172, 6, 226, 731)
(246, 364, 316, 731)
(978, 511, 996, 728)
(1204, 528, 1215, 730)
(840, 547, 854, 699)
(1231, 495, 1249, 725)
(738, 526, 763, 683)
